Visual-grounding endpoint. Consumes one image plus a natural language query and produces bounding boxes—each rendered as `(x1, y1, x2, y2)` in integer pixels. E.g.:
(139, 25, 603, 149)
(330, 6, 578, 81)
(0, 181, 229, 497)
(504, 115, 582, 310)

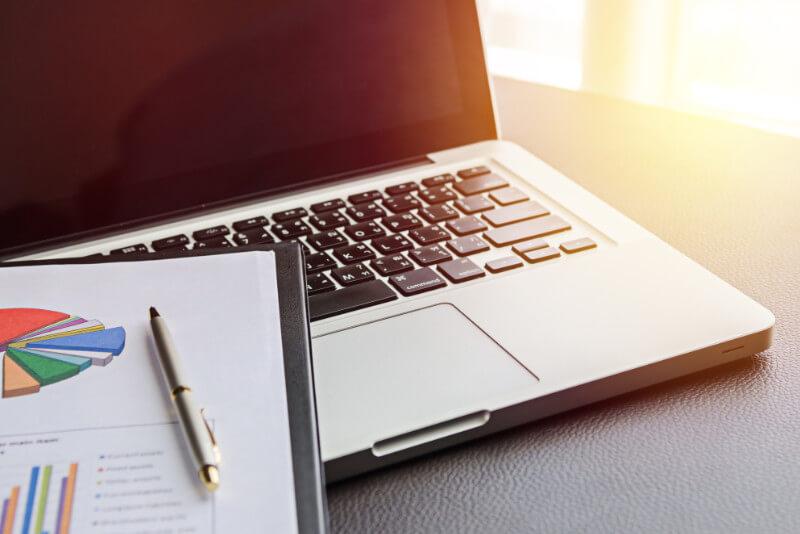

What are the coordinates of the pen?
(149, 306, 221, 491)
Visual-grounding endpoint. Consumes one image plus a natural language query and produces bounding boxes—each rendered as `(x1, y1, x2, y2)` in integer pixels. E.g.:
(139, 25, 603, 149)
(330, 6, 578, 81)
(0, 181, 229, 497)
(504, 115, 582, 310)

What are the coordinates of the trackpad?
(311, 303, 537, 460)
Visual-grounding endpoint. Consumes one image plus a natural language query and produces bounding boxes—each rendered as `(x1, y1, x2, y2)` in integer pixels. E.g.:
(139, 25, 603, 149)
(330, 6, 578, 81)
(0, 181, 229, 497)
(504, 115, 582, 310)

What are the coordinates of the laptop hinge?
(2, 154, 436, 261)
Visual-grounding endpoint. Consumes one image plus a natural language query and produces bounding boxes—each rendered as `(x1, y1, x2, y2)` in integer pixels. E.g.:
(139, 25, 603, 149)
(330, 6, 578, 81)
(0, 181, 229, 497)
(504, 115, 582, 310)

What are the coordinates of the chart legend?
(0, 309, 126, 399)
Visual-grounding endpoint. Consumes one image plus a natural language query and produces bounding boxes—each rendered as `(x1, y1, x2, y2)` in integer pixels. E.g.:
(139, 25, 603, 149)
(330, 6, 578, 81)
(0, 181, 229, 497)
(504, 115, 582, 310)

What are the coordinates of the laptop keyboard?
(106, 165, 598, 321)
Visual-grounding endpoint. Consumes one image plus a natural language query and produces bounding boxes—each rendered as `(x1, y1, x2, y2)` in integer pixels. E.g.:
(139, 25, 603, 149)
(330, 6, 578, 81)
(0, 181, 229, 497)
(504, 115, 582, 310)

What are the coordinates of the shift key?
(483, 215, 571, 247)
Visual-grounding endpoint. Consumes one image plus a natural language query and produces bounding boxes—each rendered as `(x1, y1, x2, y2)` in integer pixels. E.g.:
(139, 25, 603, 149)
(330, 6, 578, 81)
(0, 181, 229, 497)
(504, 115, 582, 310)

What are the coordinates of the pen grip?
(151, 316, 188, 390)
(174, 389, 219, 469)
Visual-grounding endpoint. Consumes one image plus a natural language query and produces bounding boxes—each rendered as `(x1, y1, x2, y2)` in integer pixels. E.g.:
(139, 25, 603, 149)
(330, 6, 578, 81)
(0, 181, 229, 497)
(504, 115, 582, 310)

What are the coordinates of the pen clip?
(200, 408, 222, 463)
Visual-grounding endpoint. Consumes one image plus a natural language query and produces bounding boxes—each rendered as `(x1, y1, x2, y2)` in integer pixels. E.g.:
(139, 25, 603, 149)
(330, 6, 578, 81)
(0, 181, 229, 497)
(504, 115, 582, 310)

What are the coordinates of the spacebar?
(309, 279, 398, 321)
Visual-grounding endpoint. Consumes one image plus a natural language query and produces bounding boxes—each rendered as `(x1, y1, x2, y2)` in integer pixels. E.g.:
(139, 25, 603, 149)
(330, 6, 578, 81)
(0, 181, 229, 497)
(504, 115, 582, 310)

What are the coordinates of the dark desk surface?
(327, 77, 800, 533)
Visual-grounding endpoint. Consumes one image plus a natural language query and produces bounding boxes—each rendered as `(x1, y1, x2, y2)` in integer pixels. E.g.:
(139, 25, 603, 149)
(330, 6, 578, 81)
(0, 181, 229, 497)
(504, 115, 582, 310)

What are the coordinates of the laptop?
(1, 1, 773, 482)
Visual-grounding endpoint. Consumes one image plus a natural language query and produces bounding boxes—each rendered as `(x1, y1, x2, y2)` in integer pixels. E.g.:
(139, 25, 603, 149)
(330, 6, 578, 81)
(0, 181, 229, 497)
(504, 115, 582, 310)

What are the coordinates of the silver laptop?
(1, 1, 773, 482)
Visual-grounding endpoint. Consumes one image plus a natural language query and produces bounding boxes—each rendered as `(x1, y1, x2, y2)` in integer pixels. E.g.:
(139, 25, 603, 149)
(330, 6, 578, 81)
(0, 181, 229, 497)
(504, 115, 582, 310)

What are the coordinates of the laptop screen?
(0, 0, 495, 256)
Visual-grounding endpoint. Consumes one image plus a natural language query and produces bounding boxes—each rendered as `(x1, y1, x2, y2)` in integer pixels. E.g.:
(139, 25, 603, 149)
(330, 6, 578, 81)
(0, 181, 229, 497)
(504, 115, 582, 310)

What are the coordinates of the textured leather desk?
(327, 77, 800, 533)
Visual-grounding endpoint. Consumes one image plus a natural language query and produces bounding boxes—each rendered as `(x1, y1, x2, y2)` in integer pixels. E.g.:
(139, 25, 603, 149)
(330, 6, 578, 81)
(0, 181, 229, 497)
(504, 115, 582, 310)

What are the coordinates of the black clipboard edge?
(1, 243, 329, 534)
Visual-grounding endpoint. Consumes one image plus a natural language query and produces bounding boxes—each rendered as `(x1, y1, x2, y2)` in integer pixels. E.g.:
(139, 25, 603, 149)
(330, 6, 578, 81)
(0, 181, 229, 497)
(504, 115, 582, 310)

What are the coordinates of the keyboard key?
(306, 273, 335, 296)
(409, 225, 450, 246)
(346, 202, 386, 222)
(345, 220, 385, 241)
(152, 234, 189, 251)
(521, 246, 560, 264)
(305, 252, 337, 273)
(457, 165, 492, 180)
(348, 190, 382, 204)
(372, 234, 414, 255)
(512, 238, 548, 256)
(334, 243, 376, 264)
(272, 207, 308, 222)
(483, 215, 571, 247)
(454, 195, 494, 214)
(385, 181, 420, 196)
(437, 258, 485, 283)
(271, 220, 312, 240)
(110, 244, 149, 255)
(409, 244, 452, 266)
(560, 237, 597, 253)
(445, 216, 487, 236)
(371, 254, 414, 276)
(383, 212, 423, 232)
(232, 228, 275, 246)
(232, 215, 268, 232)
(490, 187, 529, 206)
(309, 210, 348, 230)
(389, 268, 447, 296)
(446, 235, 490, 257)
(453, 173, 508, 196)
(482, 201, 549, 227)
(310, 198, 345, 213)
(332, 263, 375, 286)
(307, 230, 348, 250)
(422, 173, 456, 187)
(384, 194, 421, 214)
(287, 239, 310, 255)
(419, 204, 459, 223)
(486, 256, 524, 273)
(192, 225, 230, 241)
(309, 280, 397, 321)
(193, 236, 232, 249)
(418, 186, 457, 205)
(457, 165, 491, 179)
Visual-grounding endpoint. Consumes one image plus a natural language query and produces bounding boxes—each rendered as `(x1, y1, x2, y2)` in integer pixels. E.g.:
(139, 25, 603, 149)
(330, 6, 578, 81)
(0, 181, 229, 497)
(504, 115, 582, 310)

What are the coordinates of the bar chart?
(0, 424, 214, 533)
(0, 462, 77, 534)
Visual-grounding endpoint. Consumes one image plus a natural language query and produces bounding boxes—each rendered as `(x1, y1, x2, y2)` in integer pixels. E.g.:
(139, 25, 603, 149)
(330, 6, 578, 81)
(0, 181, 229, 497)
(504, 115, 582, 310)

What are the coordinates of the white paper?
(0, 252, 297, 533)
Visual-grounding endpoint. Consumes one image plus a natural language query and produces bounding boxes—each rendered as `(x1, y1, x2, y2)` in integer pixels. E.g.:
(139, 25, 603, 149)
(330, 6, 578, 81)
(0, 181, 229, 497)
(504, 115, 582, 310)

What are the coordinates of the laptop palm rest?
(311, 303, 538, 462)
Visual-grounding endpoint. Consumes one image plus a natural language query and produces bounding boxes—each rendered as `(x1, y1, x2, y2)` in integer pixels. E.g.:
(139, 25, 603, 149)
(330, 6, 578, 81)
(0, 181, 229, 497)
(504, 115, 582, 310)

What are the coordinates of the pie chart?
(1, 308, 126, 399)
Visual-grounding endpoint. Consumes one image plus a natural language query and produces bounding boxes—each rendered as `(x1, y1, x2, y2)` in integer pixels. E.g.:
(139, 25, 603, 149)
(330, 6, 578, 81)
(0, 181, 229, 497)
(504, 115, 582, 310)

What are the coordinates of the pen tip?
(149, 307, 160, 319)
(200, 465, 220, 491)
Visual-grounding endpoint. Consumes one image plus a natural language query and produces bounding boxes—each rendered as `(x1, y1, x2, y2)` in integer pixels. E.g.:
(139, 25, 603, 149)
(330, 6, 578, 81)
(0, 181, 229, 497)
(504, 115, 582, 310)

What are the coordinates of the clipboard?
(2, 242, 329, 534)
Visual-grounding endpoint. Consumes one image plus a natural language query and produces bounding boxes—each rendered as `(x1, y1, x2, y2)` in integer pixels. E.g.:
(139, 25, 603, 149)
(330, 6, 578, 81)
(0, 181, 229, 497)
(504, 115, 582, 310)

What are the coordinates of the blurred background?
(479, 0, 800, 138)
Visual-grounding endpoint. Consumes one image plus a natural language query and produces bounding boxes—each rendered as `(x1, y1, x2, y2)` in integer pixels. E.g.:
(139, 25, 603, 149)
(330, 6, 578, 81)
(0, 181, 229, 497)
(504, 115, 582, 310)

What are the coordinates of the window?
(484, 0, 800, 137)
(485, 0, 585, 90)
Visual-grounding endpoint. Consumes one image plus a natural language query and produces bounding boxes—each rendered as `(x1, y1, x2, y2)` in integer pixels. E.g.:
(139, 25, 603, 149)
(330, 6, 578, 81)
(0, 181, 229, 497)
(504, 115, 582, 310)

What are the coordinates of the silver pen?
(149, 307, 221, 491)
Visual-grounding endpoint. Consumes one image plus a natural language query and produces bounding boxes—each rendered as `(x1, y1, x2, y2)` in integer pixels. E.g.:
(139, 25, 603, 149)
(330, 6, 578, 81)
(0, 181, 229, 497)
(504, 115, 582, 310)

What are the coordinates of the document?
(0, 252, 297, 533)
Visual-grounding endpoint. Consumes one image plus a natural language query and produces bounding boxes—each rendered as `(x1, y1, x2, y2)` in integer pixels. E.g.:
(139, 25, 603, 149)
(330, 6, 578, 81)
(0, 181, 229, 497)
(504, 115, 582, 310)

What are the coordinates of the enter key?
(482, 201, 549, 227)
